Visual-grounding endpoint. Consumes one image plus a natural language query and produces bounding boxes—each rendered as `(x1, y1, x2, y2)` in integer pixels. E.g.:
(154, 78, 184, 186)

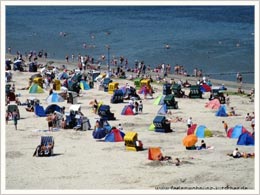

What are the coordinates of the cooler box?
(163, 83, 172, 95)
(53, 79, 61, 91)
(108, 82, 119, 94)
(164, 94, 178, 109)
(189, 85, 202, 98)
(153, 115, 171, 133)
(134, 78, 142, 89)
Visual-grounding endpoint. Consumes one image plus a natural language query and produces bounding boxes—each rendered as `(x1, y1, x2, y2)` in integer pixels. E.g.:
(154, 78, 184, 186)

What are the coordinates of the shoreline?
(6, 53, 254, 93)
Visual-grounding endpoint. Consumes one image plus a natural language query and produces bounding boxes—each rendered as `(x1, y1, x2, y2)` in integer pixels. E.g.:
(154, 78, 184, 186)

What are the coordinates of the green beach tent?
(149, 123, 155, 131)
(29, 83, 44, 93)
(153, 95, 165, 105)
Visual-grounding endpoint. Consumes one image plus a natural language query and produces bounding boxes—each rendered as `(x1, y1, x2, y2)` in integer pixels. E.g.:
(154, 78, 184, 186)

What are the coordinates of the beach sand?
(4, 56, 256, 192)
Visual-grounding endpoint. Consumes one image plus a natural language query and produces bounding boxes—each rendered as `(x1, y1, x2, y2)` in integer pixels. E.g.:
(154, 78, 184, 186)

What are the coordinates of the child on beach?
(138, 100, 143, 113)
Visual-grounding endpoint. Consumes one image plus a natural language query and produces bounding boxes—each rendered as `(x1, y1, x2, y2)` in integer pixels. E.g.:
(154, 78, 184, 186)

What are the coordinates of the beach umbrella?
(46, 92, 64, 103)
(183, 134, 198, 147)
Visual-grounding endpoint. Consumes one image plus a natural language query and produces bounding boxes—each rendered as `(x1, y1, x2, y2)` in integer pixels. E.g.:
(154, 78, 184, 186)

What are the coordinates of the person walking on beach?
(13, 109, 18, 130)
(222, 121, 228, 135)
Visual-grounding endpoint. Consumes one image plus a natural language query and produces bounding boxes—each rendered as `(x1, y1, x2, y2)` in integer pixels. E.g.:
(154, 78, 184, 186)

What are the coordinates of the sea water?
(5, 6, 255, 83)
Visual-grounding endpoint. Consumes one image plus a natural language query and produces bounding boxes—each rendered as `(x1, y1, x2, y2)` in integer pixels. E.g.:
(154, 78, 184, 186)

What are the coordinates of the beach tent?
(29, 83, 44, 93)
(237, 132, 254, 146)
(45, 104, 61, 114)
(34, 104, 47, 117)
(153, 95, 165, 105)
(148, 147, 163, 160)
(79, 80, 90, 90)
(92, 128, 108, 139)
(200, 84, 211, 92)
(157, 104, 168, 115)
(149, 123, 155, 131)
(227, 125, 250, 139)
(46, 93, 64, 103)
(215, 105, 228, 117)
(121, 105, 134, 115)
(205, 99, 221, 110)
(105, 128, 125, 142)
(187, 124, 213, 138)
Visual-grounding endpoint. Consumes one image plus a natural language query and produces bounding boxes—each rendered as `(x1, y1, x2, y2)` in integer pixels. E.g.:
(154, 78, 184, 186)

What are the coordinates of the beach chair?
(153, 115, 172, 133)
(163, 83, 172, 95)
(73, 117, 83, 130)
(33, 136, 54, 157)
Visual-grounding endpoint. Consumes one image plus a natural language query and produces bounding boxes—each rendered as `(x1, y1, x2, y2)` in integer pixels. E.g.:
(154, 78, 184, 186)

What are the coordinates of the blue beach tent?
(157, 104, 168, 115)
(215, 105, 228, 117)
(34, 104, 47, 117)
(237, 132, 254, 146)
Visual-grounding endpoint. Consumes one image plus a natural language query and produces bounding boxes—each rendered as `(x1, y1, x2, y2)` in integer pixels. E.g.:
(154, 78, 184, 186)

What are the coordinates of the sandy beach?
(3, 55, 257, 193)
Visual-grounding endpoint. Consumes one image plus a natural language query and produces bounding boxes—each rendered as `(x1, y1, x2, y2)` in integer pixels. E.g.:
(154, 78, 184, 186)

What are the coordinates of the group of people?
(128, 98, 143, 114)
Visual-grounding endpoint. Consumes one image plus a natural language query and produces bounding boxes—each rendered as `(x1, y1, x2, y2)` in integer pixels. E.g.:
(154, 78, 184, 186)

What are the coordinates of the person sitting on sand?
(197, 140, 207, 150)
(232, 148, 242, 158)
(174, 158, 181, 166)
(227, 148, 254, 159)
(245, 113, 252, 121)
(229, 107, 237, 116)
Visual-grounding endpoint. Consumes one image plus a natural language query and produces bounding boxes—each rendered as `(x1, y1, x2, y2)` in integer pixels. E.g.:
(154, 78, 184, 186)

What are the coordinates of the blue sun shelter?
(237, 132, 254, 146)
(46, 92, 64, 103)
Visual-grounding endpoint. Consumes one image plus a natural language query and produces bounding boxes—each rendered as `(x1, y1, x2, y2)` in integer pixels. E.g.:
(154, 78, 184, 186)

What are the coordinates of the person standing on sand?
(187, 117, 192, 128)
(47, 114, 53, 131)
(222, 121, 228, 135)
(226, 94, 230, 107)
(13, 109, 18, 130)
